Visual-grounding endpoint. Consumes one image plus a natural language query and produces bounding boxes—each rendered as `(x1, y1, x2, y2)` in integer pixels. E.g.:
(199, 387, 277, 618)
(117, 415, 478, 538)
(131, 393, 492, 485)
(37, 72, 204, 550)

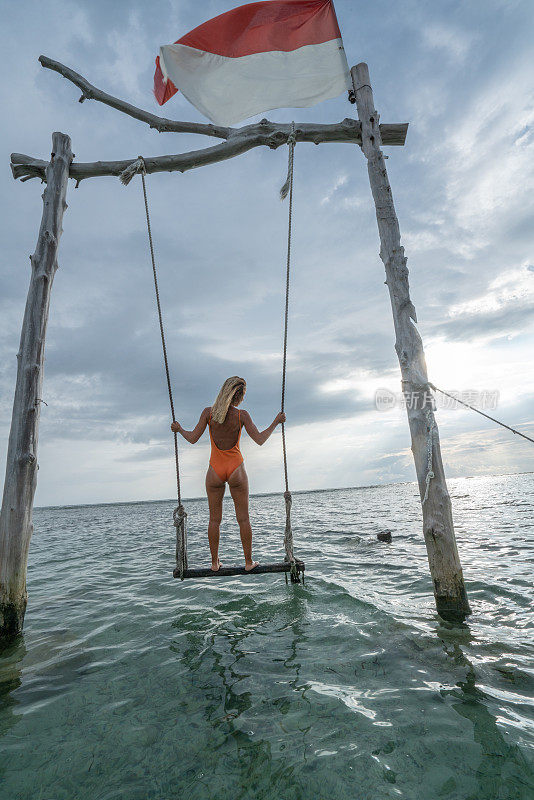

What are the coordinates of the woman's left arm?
(171, 407, 210, 443)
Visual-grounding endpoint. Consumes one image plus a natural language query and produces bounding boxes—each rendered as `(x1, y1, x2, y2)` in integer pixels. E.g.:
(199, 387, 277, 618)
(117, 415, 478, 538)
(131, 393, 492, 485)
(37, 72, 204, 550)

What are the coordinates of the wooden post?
(0, 132, 72, 641)
(352, 64, 470, 620)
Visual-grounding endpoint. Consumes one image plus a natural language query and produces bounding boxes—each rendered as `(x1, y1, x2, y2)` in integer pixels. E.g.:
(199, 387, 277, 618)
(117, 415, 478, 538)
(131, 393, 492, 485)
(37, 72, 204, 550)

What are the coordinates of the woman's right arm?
(241, 410, 286, 446)
(171, 407, 210, 443)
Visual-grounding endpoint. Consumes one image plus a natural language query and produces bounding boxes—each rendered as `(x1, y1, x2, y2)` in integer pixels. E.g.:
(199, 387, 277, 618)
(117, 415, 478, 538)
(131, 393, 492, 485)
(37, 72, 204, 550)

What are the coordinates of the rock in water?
(377, 530, 392, 543)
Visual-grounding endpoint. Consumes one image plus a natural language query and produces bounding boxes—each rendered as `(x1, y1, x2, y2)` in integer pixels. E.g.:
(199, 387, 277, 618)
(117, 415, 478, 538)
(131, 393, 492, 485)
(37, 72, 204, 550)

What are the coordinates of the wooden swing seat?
(174, 560, 305, 579)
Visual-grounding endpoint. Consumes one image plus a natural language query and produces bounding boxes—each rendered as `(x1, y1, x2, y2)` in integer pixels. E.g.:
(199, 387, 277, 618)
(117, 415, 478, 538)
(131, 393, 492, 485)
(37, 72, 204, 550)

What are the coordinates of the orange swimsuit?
(208, 410, 244, 482)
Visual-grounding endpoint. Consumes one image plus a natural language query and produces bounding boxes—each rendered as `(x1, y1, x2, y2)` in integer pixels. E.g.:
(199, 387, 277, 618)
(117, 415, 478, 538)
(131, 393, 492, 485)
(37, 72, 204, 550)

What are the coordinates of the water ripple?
(0, 474, 533, 799)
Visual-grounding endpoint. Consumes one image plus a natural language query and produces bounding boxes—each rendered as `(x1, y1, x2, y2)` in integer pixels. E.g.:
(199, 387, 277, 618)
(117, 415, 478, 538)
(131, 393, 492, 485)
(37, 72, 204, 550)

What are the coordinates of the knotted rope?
(119, 157, 145, 186)
(423, 408, 436, 504)
(280, 123, 297, 201)
(120, 156, 187, 577)
(283, 489, 294, 562)
(173, 504, 188, 579)
(280, 124, 299, 582)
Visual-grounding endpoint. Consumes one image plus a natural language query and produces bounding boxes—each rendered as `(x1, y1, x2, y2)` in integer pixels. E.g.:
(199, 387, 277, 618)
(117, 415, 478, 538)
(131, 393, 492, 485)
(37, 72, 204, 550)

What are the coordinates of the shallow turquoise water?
(1, 474, 533, 799)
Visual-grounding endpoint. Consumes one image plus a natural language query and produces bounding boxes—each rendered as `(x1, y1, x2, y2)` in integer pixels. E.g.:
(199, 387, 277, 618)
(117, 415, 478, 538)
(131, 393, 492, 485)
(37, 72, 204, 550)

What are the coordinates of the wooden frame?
(0, 57, 470, 641)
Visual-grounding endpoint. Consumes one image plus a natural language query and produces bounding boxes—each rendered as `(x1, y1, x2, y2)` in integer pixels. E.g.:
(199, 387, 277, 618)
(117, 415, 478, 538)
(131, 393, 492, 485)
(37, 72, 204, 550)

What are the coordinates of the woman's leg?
(205, 466, 225, 571)
(228, 464, 258, 570)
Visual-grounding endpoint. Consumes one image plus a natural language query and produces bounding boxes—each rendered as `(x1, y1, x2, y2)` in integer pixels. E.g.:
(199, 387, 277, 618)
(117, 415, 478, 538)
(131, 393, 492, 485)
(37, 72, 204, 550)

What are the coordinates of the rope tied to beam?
(280, 124, 298, 582)
(123, 156, 186, 575)
(119, 157, 145, 186)
(280, 122, 297, 201)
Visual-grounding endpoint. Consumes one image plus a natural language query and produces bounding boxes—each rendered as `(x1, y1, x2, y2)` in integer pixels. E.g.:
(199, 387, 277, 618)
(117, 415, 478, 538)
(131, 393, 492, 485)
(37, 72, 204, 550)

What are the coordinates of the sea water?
(0, 473, 533, 799)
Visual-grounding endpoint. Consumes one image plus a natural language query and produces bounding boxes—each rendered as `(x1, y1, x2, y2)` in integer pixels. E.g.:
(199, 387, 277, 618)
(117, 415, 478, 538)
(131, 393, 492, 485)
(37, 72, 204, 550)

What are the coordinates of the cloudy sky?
(1, 0, 533, 507)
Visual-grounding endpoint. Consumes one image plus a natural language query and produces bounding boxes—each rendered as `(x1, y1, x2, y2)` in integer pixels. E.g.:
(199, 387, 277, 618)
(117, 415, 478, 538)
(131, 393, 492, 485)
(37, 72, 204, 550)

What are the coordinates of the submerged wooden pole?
(0, 132, 73, 641)
(352, 64, 470, 621)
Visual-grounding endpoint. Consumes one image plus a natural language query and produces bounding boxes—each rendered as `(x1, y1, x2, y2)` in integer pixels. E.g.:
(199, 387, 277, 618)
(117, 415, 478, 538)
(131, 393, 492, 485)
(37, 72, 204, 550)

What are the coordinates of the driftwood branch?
(11, 119, 408, 184)
(11, 135, 260, 184)
(0, 132, 73, 640)
(39, 56, 231, 139)
(9, 56, 408, 184)
(352, 63, 470, 621)
(38, 55, 409, 149)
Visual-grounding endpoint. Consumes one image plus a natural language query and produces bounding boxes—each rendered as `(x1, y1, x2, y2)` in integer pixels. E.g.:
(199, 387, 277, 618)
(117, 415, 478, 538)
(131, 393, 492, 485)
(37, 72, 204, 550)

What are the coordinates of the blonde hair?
(211, 376, 246, 424)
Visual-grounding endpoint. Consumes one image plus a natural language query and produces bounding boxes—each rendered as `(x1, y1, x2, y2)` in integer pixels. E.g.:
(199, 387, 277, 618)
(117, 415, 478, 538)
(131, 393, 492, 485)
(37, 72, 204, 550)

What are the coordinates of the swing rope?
(120, 145, 303, 582)
(280, 124, 298, 578)
(121, 157, 187, 579)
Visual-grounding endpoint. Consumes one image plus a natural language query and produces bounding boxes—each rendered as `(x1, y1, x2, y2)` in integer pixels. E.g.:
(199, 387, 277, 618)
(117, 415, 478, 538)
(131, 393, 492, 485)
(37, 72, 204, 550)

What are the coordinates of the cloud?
(1, 0, 534, 504)
(420, 23, 477, 65)
(449, 266, 534, 317)
(99, 10, 153, 103)
(422, 265, 534, 345)
(320, 173, 366, 209)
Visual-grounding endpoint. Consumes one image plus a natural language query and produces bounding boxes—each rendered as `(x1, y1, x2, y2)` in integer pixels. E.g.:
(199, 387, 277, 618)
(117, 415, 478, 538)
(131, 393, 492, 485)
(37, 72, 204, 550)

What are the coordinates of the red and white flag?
(154, 0, 351, 126)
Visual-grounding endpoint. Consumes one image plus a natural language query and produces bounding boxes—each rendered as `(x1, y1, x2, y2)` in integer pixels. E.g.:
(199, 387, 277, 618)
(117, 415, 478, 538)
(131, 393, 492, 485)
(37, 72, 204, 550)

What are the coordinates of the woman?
(171, 376, 285, 573)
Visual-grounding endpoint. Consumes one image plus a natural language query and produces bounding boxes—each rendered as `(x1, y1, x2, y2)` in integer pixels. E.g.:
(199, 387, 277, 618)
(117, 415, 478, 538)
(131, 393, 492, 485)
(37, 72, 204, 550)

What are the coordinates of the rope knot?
(280, 122, 296, 200)
(173, 504, 187, 526)
(422, 409, 436, 504)
(173, 504, 188, 580)
(286, 126, 298, 148)
(283, 489, 295, 568)
(119, 156, 146, 186)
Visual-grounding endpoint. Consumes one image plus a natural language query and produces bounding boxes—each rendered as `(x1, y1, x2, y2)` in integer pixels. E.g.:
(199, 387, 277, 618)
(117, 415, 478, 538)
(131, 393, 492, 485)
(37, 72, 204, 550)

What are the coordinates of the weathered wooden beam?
(13, 55, 407, 185)
(0, 132, 73, 642)
(38, 55, 408, 151)
(11, 120, 408, 185)
(352, 63, 470, 621)
(39, 55, 232, 139)
(175, 560, 305, 579)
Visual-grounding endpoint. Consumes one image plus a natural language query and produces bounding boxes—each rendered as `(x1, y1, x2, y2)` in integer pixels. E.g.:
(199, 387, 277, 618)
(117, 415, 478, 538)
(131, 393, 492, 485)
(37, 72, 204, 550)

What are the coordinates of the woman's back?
(171, 376, 285, 572)
(209, 405, 241, 451)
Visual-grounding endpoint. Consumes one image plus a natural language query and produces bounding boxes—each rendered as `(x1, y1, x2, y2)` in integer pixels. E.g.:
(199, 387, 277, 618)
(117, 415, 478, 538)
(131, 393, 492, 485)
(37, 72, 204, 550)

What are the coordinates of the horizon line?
(34, 469, 534, 511)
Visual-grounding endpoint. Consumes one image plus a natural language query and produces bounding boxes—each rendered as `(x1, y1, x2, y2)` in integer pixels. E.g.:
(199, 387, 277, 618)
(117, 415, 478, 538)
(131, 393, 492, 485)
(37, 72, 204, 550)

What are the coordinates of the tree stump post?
(352, 63, 470, 620)
(0, 132, 73, 641)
